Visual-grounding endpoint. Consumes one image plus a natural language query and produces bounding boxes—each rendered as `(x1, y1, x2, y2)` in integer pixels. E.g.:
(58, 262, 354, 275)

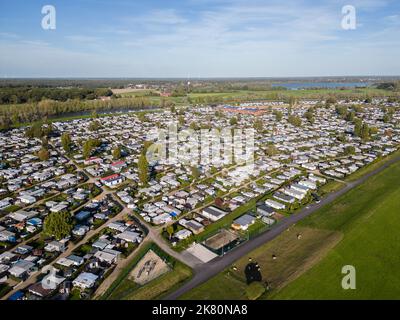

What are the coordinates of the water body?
(272, 82, 371, 90)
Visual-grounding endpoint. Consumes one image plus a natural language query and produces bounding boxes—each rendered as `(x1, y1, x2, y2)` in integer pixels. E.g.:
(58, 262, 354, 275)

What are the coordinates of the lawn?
(317, 180, 346, 196)
(182, 272, 249, 300)
(114, 87, 395, 109)
(182, 158, 400, 300)
(271, 159, 400, 299)
(0, 283, 12, 299)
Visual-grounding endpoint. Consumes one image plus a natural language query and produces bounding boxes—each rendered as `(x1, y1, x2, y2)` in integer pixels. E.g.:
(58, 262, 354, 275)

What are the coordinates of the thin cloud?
(65, 35, 102, 43)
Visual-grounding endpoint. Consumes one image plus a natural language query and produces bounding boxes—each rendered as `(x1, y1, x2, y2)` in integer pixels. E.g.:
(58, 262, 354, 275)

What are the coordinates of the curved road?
(165, 154, 400, 300)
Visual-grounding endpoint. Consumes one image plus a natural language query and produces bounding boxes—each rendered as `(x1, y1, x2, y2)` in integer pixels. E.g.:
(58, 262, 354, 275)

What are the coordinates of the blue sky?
(0, 0, 399, 77)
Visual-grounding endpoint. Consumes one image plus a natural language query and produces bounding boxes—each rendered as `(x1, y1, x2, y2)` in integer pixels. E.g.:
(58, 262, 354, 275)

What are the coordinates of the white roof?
(115, 231, 140, 242)
(73, 272, 98, 287)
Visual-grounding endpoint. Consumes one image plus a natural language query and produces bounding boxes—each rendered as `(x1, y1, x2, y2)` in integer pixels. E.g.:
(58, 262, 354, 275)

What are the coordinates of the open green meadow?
(272, 159, 400, 299)
(182, 158, 400, 300)
(117, 87, 395, 106)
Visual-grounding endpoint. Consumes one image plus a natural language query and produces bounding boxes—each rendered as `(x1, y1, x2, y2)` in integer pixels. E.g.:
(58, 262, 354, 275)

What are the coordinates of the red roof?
(111, 161, 125, 166)
(86, 157, 101, 162)
(101, 174, 120, 181)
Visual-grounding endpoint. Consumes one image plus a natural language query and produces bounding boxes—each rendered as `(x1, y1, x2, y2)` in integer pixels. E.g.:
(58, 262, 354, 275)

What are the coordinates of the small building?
(257, 204, 275, 217)
(265, 199, 285, 210)
(273, 192, 295, 204)
(8, 260, 36, 278)
(94, 248, 120, 264)
(18, 195, 36, 205)
(232, 214, 255, 231)
(201, 206, 227, 222)
(185, 220, 204, 234)
(57, 255, 84, 267)
(45, 241, 66, 253)
(72, 272, 98, 289)
(100, 174, 124, 187)
(174, 229, 192, 240)
(115, 230, 140, 243)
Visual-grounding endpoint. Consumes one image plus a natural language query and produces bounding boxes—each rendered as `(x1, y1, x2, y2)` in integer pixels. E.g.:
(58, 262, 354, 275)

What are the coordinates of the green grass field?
(117, 87, 394, 106)
(271, 159, 400, 299)
(182, 158, 400, 300)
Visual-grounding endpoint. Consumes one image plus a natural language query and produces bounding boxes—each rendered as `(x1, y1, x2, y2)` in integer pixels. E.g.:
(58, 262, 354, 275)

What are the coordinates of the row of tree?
(0, 97, 154, 130)
(0, 87, 113, 105)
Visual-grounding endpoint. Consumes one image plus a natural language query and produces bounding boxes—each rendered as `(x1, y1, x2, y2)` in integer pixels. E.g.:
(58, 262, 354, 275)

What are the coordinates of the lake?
(272, 82, 371, 90)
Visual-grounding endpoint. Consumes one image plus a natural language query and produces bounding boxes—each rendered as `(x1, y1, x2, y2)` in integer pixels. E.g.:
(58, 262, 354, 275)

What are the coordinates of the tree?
(82, 139, 94, 159)
(245, 282, 266, 300)
(353, 118, 362, 137)
(335, 105, 348, 118)
(352, 105, 364, 113)
(190, 122, 199, 130)
(89, 120, 101, 131)
(191, 166, 200, 180)
(337, 133, 347, 143)
(137, 112, 147, 122)
(369, 126, 378, 135)
(229, 117, 238, 126)
(138, 153, 149, 185)
(304, 111, 315, 124)
(178, 115, 185, 127)
(25, 122, 44, 138)
(345, 111, 355, 122)
(112, 146, 121, 160)
(166, 225, 174, 240)
(326, 96, 337, 106)
(41, 136, 49, 148)
(254, 119, 263, 132)
(61, 132, 72, 152)
(273, 110, 283, 122)
(266, 144, 278, 156)
(43, 212, 73, 240)
(383, 113, 392, 123)
(288, 115, 302, 127)
(37, 147, 50, 161)
(360, 123, 371, 141)
(288, 96, 297, 107)
(344, 146, 356, 155)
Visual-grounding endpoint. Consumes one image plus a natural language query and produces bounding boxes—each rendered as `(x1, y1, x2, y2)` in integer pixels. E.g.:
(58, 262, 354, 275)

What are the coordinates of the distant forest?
(0, 97, 154, 130)
(0, 87, 113, 105)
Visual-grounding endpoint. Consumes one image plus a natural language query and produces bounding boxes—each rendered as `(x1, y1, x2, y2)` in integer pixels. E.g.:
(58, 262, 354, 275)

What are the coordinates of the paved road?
(165, 154, 400, 300)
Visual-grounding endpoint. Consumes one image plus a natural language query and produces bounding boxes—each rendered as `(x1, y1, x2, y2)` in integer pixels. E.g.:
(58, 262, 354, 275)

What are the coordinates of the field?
(115, 87, 395, 107)
(182, 158, 400, 300)
(129, 249, 170, 285)
(101, 243, 192, 300)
